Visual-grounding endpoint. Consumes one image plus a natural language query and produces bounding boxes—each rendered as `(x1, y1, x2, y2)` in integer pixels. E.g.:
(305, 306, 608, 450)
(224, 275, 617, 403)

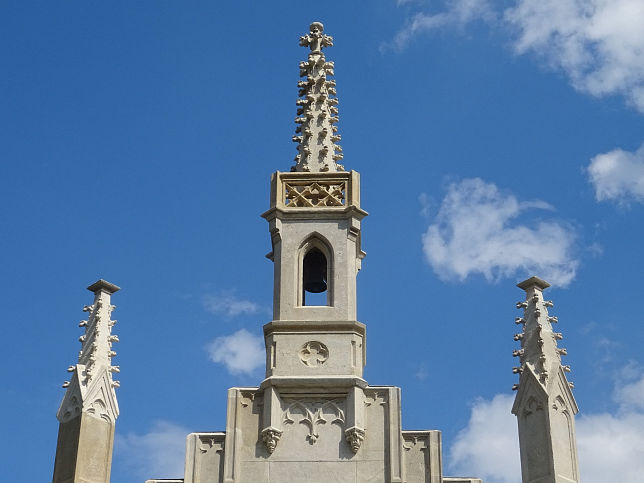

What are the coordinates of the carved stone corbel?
(345, 426, 365, 453)
(261, 427, 282, 454)
(345, 386, 365, 453)
(261, 386, 283, 454)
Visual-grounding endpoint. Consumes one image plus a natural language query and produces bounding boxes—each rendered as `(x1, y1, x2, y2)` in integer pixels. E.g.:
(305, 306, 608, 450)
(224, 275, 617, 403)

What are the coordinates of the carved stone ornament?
(299, 341, 329, 367)
(364, 391, 387, 407)
(345, 426, 365, 453)
(261, 428, 282, 454)
(285, 180, 346, 207)
(283, 398, 345, 444)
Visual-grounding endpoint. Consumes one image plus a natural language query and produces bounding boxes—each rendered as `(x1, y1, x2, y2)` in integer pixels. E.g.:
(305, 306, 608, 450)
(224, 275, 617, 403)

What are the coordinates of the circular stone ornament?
(299, 341, 329, 367)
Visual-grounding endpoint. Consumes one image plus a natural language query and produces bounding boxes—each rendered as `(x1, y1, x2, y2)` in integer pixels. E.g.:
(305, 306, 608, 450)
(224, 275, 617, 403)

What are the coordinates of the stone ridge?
(292, 21, 344, 173)
(512, 277, 573, 391)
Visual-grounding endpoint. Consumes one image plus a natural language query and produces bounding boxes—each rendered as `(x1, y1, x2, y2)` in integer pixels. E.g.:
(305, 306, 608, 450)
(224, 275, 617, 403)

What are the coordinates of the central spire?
(292, 22, 344, 173)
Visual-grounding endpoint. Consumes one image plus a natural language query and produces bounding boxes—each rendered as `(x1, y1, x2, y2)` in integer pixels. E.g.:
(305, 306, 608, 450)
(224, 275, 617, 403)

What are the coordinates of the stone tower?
(49, 22, 587, 483)
(143, 22, 481, 483)
(53, 279, 121, 483)
(512, 276, 580, 483)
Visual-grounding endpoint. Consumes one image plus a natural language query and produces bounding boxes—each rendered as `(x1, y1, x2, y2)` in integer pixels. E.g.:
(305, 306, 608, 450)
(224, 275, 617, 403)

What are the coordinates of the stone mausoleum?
(52, 22, 581, 483)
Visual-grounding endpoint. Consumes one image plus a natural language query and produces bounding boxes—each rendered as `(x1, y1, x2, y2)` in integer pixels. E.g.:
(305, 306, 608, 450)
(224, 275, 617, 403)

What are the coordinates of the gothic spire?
(292, 22, 344, 173)
(512, 276, 573, 392)
(54, 280, 121, 483)
(57, 279, 121, 423)
(511, 277, 580, 482)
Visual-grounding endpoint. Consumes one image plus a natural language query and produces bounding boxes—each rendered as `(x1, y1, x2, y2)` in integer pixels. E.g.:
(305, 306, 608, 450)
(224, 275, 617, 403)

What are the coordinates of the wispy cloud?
(114, 420, 188, 481)
(447, 372, 644, 482)
(203, 291, 264, 318)
(206, 328, 265, 375)
(422, 178, 578, 286)
(587, 143, 644, 203)
(415, 363, 429, 381)
(388, 0, 494, 52)
(390, 0, 644, 113)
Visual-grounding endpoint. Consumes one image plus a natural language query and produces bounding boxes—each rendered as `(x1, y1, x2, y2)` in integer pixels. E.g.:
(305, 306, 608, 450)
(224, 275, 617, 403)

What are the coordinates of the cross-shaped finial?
(300, 21, 334, 54)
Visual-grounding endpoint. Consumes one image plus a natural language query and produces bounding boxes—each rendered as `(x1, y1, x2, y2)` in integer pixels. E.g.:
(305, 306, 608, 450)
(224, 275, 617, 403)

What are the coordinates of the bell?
(303, 249, 327, 293)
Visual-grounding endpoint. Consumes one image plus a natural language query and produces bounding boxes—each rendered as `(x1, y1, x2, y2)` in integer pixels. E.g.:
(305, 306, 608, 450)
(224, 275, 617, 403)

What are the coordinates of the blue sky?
(2, 1, 644, 482)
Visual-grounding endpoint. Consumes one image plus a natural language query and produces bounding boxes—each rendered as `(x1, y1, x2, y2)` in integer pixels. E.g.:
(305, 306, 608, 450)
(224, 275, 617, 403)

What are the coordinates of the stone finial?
(299, 22, 333, 54)
(292, 21, 344, 173)
(87, 279, 120, 295)
(516, 276, 550, 292)
(512, 276, 571, 391)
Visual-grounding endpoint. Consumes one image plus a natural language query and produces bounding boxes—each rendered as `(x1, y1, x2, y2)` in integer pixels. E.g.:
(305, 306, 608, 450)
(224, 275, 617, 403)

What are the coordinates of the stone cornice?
(263, 320, 366, 336)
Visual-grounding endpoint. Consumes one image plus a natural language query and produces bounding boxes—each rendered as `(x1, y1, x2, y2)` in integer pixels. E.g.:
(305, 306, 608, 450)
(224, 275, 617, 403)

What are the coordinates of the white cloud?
(422, 178, 578, 286)
(505, 0, 644, 112)
(449, 394, 520, 483)
(587, 143, 644, 203)
(114, 420, 188, 480)
(207, 328, 265, 375)
(577, 410, 644, 481)
(614, 372, 644, 411)
(447, 373, 644, 483)
(391, 0, 644, 112)
(203, 291, 262, 317)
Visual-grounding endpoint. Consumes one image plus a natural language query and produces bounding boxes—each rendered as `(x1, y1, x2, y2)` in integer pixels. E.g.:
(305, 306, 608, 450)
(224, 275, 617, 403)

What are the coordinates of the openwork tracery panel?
(284, 180, 346, 207)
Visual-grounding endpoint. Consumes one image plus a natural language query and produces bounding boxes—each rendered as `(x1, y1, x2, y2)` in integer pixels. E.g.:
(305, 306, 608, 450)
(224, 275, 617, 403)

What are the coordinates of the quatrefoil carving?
(299, 341, 329, 367)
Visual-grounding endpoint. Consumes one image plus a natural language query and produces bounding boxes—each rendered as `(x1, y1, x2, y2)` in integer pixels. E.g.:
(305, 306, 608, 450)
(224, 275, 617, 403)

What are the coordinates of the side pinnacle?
(512, 276, 573, 391)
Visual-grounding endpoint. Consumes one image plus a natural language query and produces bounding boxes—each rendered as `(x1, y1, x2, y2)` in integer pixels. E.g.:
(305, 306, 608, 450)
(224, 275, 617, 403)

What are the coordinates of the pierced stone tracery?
(284, 180, 346, 207)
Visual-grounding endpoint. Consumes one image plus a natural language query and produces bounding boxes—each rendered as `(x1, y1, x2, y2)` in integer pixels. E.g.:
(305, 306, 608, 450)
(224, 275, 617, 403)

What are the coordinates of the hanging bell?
(303, 249, 327, 293)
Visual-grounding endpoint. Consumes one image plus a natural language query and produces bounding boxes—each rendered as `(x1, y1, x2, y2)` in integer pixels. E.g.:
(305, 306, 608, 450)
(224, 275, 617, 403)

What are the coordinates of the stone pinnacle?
(292, 22, 344, 173)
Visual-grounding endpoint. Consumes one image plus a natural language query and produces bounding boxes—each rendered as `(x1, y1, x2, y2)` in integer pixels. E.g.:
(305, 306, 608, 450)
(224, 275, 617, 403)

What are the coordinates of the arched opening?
(302, 247, 328, 306)
(298, 235, 333, 307)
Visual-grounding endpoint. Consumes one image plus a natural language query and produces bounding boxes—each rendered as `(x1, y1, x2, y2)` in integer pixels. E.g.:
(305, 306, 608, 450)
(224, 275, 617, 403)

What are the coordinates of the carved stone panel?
(285, 180, 346, 207)
(283, 398, 345, 444)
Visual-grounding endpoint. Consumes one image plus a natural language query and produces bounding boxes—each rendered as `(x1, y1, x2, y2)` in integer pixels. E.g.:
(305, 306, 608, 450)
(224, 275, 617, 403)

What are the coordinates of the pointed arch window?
(299, 236, 333, 307)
